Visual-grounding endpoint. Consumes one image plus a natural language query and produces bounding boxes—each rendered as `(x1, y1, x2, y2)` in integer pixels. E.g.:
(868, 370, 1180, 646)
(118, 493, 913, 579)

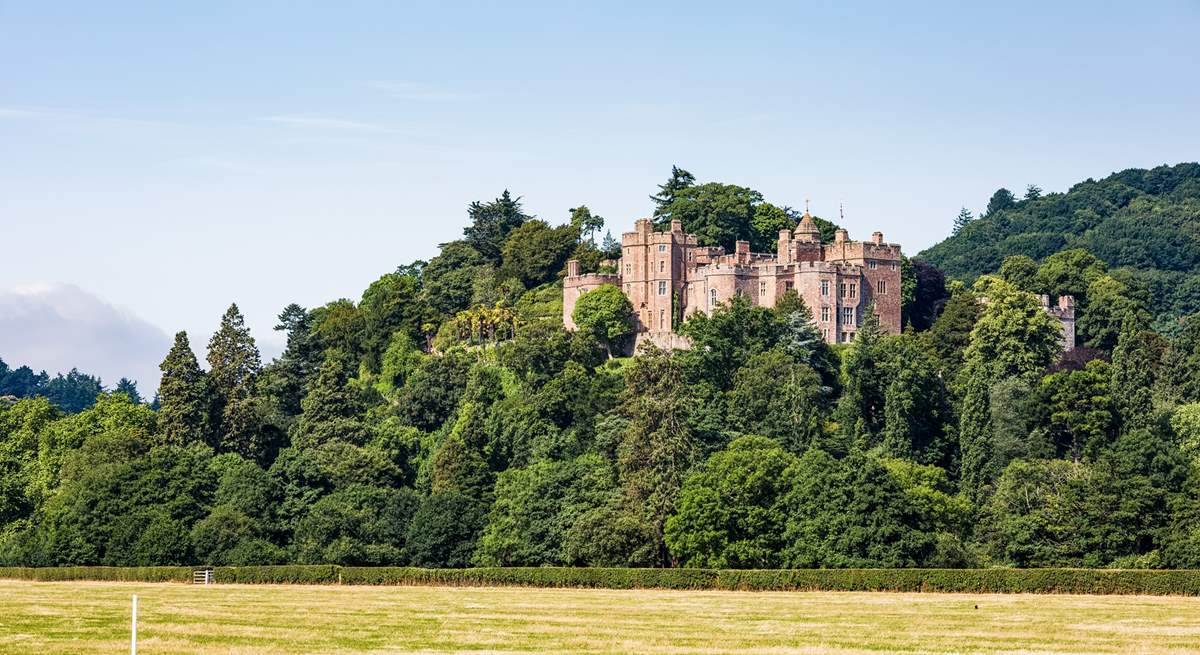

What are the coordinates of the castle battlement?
(565, 212, 904, 346)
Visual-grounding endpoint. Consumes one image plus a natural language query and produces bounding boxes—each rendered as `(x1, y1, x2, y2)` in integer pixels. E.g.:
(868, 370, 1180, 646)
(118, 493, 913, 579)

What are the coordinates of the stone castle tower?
(563, 212, 903, 347)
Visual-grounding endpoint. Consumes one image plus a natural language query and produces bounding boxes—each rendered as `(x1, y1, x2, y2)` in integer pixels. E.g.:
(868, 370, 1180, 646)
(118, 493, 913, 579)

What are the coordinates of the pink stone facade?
(564, 213, 904, 346)
(1039, 294, 1077, 352)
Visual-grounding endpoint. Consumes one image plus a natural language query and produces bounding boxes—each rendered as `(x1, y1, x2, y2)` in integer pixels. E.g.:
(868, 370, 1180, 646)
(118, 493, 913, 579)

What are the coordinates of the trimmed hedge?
(4, 565, 1200, 595)
(0, 566, 193, 583)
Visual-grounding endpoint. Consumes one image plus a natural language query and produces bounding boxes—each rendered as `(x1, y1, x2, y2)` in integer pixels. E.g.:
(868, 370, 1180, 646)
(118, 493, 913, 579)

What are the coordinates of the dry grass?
(1, 580, 1199, 654)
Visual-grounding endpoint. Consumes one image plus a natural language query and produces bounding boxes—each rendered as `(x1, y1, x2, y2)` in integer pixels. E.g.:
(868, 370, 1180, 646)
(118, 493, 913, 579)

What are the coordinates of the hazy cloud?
(0, 284, 172, 396)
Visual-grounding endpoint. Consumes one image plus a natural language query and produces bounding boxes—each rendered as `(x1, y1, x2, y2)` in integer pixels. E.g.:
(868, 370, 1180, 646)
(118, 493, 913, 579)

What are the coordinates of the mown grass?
(1, 580, 1199, 654)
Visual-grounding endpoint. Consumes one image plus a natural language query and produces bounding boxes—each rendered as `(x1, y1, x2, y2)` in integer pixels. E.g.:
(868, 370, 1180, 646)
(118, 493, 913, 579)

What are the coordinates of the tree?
(664, 436, 799, 568)
(1110, 313, 1156, 433)
(462, 190, 531, 262)
(834, 309, 887, 451)
(907, 259, 949, 332)
(421, 241, 489, 316)
(1040, 359, 1115, 462)
(984, 188, 1017, 216)
(113, 379, 141, 405)
(267, 303, 321, 416)
(293, 485, 418, 565)
(473, 455, 616, 566)
(405, 491, 486, 568)
(952, 207, 974, 235)
(1024, 184, 1043, 201)
(569, 205, 604, 244)
(618, 345, 695, 565)
(293, 354, 369, 449)
(782, 450, 934, 568)
(40, 370, 102, 413)
(654, 182, 761, 252)
(571, 285, 634, 357)
(359, 272, 425, 364)
(498, 220, 580, 288)
(649, 165, 695, 217)
(1078, 274, 1149, 351)
(726, 351, 824, 452)
(157, 332, 209, 447)
(999, 255, 1040, 292)
(678, 294, 783, 389)
(963, 277, 1062, 383)
(880, 335, 952, 465)
(600, 230, 621, 259)
(927, 290, 981, 374)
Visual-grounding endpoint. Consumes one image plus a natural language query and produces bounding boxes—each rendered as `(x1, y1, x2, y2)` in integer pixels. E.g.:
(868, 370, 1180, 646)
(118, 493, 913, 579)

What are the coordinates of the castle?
(563, 211, 903, 347)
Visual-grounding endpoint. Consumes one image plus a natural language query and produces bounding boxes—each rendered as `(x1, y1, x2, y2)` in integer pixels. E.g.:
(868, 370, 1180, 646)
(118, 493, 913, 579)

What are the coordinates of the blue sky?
(2, 1, 1198, 391)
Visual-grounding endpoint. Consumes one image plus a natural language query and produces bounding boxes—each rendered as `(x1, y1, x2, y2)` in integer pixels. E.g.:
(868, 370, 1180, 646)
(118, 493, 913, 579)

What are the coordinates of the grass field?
(2, 580, 1199, 654)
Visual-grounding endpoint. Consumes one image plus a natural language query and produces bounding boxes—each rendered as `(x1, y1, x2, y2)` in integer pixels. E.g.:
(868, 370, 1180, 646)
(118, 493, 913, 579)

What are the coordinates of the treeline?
(920, 163, 1200, 326)
(0, 357, 141, 413)
(2, 167, 1200, 571)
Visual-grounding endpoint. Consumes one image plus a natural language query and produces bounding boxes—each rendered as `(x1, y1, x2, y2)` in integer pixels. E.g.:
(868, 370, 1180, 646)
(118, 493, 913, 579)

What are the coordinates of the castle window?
(821, 306, 830, 322)
(710, 288, 717, 307)
(877, 279, 887, 294)
(842, 307, 855, 325)
(658, 281, 667, 295)
(891, 262, 898, 271)
(849, 283, 857, 299)
(839, 282, 846, 298)
(624, 264, 631, 274)
(659, 261, 665, 273)
(822, 328, 829, 340)
(659, 309, 665, 330)
(821, 280, 829, 296)
(868, 260, 877, 269)
(786, 280, 795, 291)
(759, 281, 767, 296)
(658, 245, 667, 252)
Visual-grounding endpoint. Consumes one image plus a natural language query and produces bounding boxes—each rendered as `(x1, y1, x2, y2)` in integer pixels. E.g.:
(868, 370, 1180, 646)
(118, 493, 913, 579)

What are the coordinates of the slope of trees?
(919, 163, 1200, 326)
(3, 166, 1200, 571)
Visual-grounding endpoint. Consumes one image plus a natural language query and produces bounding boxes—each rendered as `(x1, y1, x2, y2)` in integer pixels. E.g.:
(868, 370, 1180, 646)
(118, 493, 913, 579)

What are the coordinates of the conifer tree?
(292, 353, 369, 449)
(957, 372, 993, 503)
(207, 304, 263, 456)
(114, 378, 142, 405)
(650, 165, 696, 218)
(157, 331, 209, 446)
(1111, 312, 1156, 433)
(952, 207, 974, 235)
(834, 308, 886, 452)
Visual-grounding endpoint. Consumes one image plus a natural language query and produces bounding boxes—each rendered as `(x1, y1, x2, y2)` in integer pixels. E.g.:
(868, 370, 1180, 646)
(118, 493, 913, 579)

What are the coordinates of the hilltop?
(918, 163, 1200, 322)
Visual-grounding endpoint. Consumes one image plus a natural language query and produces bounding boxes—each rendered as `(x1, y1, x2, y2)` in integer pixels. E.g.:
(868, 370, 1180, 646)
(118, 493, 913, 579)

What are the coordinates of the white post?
(131, 594, 138, 655)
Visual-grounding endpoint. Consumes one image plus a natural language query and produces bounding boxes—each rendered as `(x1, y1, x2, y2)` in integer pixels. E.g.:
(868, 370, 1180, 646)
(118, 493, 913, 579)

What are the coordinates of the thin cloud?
(363, 81, 479, 101)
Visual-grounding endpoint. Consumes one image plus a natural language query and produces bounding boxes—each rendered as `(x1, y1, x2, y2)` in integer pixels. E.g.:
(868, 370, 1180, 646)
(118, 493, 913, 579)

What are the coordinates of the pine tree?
(1111, 312, 1155, 433)
(649, 165, 696, 217)
(952, 207, 974, 235)
(600, 230, 621, 259)
(114, 378, 142, 404)
(157, 331, 209, 446)
(207, 303, 263, 456)
(1024, 184, 1043, 201)
(292, 353, 369, 449)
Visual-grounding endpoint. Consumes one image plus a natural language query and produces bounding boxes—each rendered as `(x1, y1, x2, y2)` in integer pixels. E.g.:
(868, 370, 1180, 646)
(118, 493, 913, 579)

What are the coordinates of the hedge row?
(4, 566, 1200, 595)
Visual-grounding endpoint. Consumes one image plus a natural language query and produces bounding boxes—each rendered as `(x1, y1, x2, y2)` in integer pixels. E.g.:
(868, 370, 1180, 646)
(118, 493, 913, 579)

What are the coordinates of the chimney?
(567, 260, 580, 277)
(1059, 295, 1075, 310)
(872, 231, 884, 245)
(735, 240, 749, 264)
(777, 229, 792, 262)
(834, 228, 848, 244)
(671, 219, 683, 233)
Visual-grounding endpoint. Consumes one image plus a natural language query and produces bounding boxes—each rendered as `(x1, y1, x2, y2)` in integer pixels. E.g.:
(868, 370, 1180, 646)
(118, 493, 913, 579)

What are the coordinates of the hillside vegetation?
(4, 166, 1200, 574)
(919, 163, 1200, 324)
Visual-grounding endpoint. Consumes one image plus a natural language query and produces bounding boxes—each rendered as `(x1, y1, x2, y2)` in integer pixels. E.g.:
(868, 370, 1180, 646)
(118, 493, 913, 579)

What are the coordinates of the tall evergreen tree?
(114, 378, 142, 405)
(649, 165, 696, 217)
(271, 303, 320, 416)
(952, 207, 974, 235)
(292, 353, 369, 449)
(1111, 312, 1156, 433)
(462, 190, 531, 262)
(207, 304, 263, 456)
(157, 331, 209, 446)
(834, 308, 887, 452)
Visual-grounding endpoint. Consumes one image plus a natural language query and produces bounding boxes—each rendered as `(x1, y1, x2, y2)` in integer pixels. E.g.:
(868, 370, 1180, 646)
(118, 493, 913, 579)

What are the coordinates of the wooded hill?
(919, 163, 1200, 326)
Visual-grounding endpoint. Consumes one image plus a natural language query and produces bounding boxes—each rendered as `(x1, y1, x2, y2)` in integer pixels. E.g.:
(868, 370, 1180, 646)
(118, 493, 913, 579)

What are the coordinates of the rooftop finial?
(803, 198, 811, 219)
(840, 203, 844, 221)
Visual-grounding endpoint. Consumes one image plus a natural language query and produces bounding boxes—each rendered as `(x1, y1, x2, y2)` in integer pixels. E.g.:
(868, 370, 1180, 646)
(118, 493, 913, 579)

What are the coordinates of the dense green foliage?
(920, 163, 1200, 325)
(4, 165, 1200, 572)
